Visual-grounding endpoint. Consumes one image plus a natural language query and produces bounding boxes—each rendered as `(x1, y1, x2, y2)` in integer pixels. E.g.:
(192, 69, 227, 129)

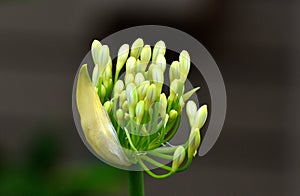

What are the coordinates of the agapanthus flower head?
(76, 38, 209, 177)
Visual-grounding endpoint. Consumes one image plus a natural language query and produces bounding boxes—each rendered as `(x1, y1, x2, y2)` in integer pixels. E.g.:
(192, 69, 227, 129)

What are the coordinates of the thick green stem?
(128, 171, 145, 196)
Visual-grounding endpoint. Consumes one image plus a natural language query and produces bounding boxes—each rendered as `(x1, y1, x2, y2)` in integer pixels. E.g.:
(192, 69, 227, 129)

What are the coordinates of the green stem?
(128, 171, 144, 196)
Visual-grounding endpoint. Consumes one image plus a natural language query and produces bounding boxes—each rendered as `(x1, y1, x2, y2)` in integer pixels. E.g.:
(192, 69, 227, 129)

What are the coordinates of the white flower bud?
(103, 101, 112, 113)
(152, 40, 166, 62)
(137, 81, 150, 100)
(136, 100, 145, 124)
(179, 50, 190, 81)
(126, 56, 137, 74)
(186, 101, 197, 126)
(169, 61, 180, 82)
(135, 73, 145, 86)
(116, 44, 129, 72)
(125, 73, 135, 86)
(116, 109, 124, 125)
(159, 93, 167, 118)
(146, 84, 157, 104)
(193, 105, 208, 129)
(91, 40, 102, 66)
(98, 45, 110, 76)
(171, 146, 186, 172)
(155, 54, 166, 72)
(188, 128, 201, 158)
(126, 83, 138, 107)
(140, 45, 151, 63)
(130, 38, 144, 59)
(114, 80, 125, 96)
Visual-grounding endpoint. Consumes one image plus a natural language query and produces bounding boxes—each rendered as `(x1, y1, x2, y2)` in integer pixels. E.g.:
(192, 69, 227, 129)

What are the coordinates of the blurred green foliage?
(0, 123, 127, 195)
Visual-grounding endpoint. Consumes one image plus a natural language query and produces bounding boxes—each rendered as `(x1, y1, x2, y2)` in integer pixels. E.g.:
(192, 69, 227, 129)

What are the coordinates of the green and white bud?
(169, 109, 178, 121)
(152, 40, 166, 62)
(155, 54, 166, 72)
(121, 100, 129, 112)
(186, 100, 197, 126)
(116, 109, 124, 125)
(188, 128, 201, 158)
(140, 45, 151, 64)
(182, 87, 200, 102)
(169, 61, 180, 82)
(98, 45, 110, 76)
(193, 105, 208, 129)
(119, 90, 127, 107)
(151, 67, 164, 85)
(146, 84, 158, 104)
(159, 93, 167, 118)
(171, 146, 186, 172)
(126, 57, 137, 74)
(126, 83, 138, 112)
(136, 100, 145, 124)
(116, 44, 129, 72)
(135, 73, 145, 86)
(179, 50, 190, 81)
(99, 84, 106, 100)
(114, 80, 125, 96)
(137, 81, 150, 100)
(91, 40, 102, 66)
(103, 101, 112, 113)
(130, 38, 144, 59)
(124, 112, 130, 121)
(125, 73, 135, 86)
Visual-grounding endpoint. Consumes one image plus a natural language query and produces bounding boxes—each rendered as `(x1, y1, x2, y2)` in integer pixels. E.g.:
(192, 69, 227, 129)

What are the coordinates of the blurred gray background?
(0, 0, 299, 195)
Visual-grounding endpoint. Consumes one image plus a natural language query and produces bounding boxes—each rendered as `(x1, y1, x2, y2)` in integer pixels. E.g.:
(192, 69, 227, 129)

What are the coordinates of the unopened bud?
(103, 101, 112, 113)
(140, 45, 151, 63)
(136, 100, 145, 124)
(179, 50, 190, 81)
(114, 80, 125, 96)
(188, 128, 201, 158)
(171, 146, 186, 172)
(186, 101, 197, 126)
(116, 44, 129, 71)
(125, 73, 135, 86)
(135, 73, 145, 86)
(169, 61, 180, 82)
(130, 38, 144, 59)
(152, 40, 166, 62)
(193, 105, 208, 129)
(169, 110, 178, 120)
(146, 84, 157, 103)
(126, 57, 137, 74)
(159, 93, 167, 118)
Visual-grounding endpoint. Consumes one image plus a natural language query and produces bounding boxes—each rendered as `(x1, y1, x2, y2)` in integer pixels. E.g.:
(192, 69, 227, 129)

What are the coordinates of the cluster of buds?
(76, 38, 208, 178)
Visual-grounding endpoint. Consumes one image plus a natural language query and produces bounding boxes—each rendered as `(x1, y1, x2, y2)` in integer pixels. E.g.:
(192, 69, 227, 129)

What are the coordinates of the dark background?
(0, 0, 299, 195)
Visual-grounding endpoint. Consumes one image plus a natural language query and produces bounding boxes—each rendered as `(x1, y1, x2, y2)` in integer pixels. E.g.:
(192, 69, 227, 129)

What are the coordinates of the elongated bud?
(193, 105, 208, 129)
(116, 44, 129, 71)
(103, 101, 112, 114)
(99, 84, 106, 101)
(126, 57, 137, 74)
(114, 80, 125, 96)
(188, 128, 201, 158)
(159, 93, 167, 118)
(116, 109, 124, 125)
(179, 50, 190, 81)
(119, 90, 127, 106)
(91, 40, 102, 66)
(155, 54, 166, 72)
(170, 79, 180, 97)
(169, 109, 178, 120)
(152, 40, 166, 62)
(104, 62, 112, 81)
(121, 100, 129, 112)
(125, 73, 134, 86)
(126, 83, 138, 108)
(151, 67, 164, 85)
(98, 45, 110, 76)
(137, 81, 150, 100)
(135, 73, 145, 86)
(146, 84, 157, 103)
(172, 146, 186, 172)
(136, 100, 145, 124)
(140, 45, 151, 63)
(169, 61, 180, 82)
(136, 60, 147, 73)
(186, 100, 197, 126)
(182, 87, 200, 102)
(130, 38, 144, 59)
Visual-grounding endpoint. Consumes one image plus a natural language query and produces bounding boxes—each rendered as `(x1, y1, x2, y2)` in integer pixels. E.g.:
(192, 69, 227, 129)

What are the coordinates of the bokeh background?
(0, 0, 299, 195)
